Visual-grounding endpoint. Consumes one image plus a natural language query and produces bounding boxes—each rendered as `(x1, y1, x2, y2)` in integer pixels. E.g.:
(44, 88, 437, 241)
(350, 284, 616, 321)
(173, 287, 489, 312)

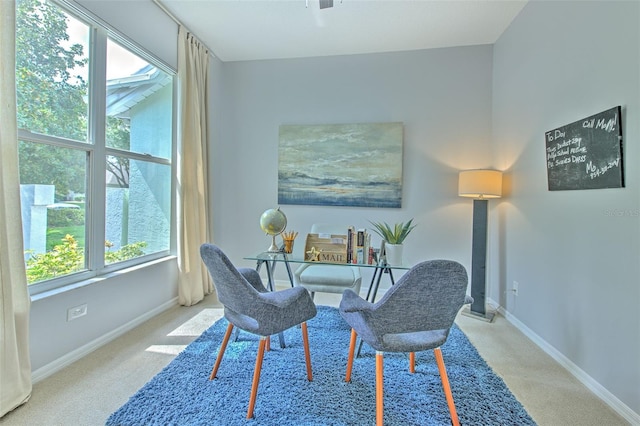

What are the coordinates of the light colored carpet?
(0, 290, 629, 426)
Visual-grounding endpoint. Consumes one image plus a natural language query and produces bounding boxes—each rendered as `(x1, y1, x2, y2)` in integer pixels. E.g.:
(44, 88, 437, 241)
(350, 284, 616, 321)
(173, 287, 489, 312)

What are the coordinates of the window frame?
(18, 0, 177, 296)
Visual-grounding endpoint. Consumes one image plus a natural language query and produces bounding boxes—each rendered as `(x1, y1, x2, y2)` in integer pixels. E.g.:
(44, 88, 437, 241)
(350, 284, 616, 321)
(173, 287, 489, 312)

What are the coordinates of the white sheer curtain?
(176, 26, 213, 306)
(0, 0, 32, 417)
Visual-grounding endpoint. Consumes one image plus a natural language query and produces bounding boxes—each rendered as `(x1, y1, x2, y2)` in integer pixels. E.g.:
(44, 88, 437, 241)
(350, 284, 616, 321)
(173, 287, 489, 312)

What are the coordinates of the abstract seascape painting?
(278, 122, 403, 208)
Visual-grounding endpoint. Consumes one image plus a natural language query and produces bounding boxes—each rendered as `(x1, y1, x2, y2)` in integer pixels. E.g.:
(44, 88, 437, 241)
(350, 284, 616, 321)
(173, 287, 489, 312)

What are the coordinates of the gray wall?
(492, 0, 639, 416)
(77, 0, 176, 70)
(212, 46, 495, 280)
(30, 259, 177, 374)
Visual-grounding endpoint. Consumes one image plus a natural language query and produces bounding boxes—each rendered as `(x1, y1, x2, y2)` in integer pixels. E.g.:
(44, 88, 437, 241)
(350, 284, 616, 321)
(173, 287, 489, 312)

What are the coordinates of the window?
(104, 38, 173, 266)
(16, 0, 174, 293)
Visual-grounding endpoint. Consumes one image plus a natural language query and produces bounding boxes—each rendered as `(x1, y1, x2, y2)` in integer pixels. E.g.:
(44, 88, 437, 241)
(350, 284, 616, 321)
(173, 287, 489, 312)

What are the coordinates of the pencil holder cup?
(283, 239, 294, 253)
(282, 231, 297, 253)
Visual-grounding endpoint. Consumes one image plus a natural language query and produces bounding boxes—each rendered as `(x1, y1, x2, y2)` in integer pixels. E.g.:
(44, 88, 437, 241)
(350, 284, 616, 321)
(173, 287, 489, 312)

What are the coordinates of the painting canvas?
(278, 122, 403, 208)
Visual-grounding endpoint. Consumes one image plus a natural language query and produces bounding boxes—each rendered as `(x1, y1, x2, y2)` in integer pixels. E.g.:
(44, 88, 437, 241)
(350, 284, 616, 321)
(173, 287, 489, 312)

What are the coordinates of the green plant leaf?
(368, 219, 416, 244)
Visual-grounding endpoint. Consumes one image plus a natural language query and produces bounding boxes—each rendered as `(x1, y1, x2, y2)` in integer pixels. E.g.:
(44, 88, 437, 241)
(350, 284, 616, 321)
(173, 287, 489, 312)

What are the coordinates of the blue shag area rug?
(107, 306, 536, 425)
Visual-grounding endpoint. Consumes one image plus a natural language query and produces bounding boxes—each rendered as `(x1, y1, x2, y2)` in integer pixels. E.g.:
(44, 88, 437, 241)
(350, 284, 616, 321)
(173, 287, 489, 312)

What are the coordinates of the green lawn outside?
(46, 226, 85, 251)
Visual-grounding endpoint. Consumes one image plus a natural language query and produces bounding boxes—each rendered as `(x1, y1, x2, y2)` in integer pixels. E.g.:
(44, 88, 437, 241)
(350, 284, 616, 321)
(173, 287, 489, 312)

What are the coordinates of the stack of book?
(347, 227, 374, 265)
(303, 226, 377, 265)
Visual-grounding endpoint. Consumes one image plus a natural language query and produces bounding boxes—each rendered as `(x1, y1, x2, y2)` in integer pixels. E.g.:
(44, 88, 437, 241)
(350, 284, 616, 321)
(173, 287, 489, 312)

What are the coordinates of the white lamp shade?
(458, 169, 503, 199)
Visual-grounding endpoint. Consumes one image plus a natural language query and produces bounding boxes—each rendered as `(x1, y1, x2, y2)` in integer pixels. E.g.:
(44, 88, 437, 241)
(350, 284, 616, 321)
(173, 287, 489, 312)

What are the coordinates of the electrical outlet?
(512, 281, 519, 296)
(67, 303, 88, 321)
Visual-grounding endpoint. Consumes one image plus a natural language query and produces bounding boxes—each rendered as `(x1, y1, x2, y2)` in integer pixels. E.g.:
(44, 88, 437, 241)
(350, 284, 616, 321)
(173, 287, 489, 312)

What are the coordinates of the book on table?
(303, 226, 373, 265)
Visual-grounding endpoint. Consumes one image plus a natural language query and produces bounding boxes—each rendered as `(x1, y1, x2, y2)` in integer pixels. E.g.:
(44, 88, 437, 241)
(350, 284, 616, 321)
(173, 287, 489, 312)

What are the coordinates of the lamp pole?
(469, 197, 492, 320)
(458, 169, 502, 323)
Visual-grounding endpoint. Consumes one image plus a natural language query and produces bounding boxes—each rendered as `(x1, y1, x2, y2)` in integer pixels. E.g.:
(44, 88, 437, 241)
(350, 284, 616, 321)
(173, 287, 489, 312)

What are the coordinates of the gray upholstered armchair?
(200, 244, 317, 419)
(339, 259, 471, 426)
(294, 223, 362, 299)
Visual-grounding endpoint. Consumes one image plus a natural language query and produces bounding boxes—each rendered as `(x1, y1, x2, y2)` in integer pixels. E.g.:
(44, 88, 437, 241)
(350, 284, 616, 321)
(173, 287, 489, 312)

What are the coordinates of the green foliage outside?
(48, 207, 84, 227)
(16, 0, 89, 200)
(105, 240, 147, 264)
(47, 226, 84, 251)
(16, 0, 131, 200)
(26, 235, 83, 283)
(26, 235, 147, 284)
(17, 0, 141, 285)
(47, 206, 85, 250)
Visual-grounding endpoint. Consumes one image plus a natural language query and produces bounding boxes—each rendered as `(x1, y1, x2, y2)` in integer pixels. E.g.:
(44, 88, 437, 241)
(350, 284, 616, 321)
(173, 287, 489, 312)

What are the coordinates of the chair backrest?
(374, 260, 468, 334)
(200, 243, 260, 314)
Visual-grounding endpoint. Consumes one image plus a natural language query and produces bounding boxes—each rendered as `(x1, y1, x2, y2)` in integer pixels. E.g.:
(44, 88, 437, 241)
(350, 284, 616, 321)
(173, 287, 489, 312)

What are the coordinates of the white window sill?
(30, 255, 177, 302)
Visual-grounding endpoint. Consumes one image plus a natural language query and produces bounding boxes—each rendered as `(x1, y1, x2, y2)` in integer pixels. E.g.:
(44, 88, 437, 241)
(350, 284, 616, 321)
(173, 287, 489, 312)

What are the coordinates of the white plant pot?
(384, 243, 403, 266)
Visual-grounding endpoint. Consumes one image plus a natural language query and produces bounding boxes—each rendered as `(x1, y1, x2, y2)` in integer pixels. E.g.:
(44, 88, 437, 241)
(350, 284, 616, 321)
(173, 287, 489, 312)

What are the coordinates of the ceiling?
(159, 0, 528, 62)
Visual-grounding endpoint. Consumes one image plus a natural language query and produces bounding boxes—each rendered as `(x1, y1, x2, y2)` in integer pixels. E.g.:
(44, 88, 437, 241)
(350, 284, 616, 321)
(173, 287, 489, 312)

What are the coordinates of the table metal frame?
(244, 251, 411, 350)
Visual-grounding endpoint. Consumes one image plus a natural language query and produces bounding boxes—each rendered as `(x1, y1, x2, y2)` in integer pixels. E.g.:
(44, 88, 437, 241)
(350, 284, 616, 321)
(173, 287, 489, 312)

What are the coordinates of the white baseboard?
(31, 297, 179, 384)
(492, 299, 640, 425)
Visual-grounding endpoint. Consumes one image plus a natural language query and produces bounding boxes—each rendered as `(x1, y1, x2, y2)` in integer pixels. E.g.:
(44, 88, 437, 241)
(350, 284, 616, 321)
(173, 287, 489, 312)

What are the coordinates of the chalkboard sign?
(545, 106, 623, 191)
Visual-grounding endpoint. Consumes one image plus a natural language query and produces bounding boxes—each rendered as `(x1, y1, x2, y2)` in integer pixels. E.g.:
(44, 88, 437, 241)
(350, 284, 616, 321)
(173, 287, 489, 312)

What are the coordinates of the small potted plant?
(369, 219, 416, 265)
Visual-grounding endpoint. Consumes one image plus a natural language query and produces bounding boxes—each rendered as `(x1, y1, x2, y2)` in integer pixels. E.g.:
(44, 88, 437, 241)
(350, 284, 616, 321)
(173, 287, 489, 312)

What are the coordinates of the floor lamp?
(458, 169, 502, 322)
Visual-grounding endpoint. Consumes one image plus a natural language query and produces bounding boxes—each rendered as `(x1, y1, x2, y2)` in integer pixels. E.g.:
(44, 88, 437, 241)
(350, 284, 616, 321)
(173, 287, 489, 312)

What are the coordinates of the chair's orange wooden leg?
(246, 337, 267, 419)
(434, 347, 459, 426)
(266, 335, 271, 352)
(210, 323, 234, 380)
(301, 322, 313, 381)
(345, 329, 357, 382)
(376, 351, 384, 426)
(409, 352, 415, 373)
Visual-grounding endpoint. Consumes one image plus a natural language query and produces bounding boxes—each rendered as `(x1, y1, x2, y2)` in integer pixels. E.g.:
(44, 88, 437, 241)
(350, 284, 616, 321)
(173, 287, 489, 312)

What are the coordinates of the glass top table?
(244, 251, 411, 303)
(245, 251, 411, 268)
